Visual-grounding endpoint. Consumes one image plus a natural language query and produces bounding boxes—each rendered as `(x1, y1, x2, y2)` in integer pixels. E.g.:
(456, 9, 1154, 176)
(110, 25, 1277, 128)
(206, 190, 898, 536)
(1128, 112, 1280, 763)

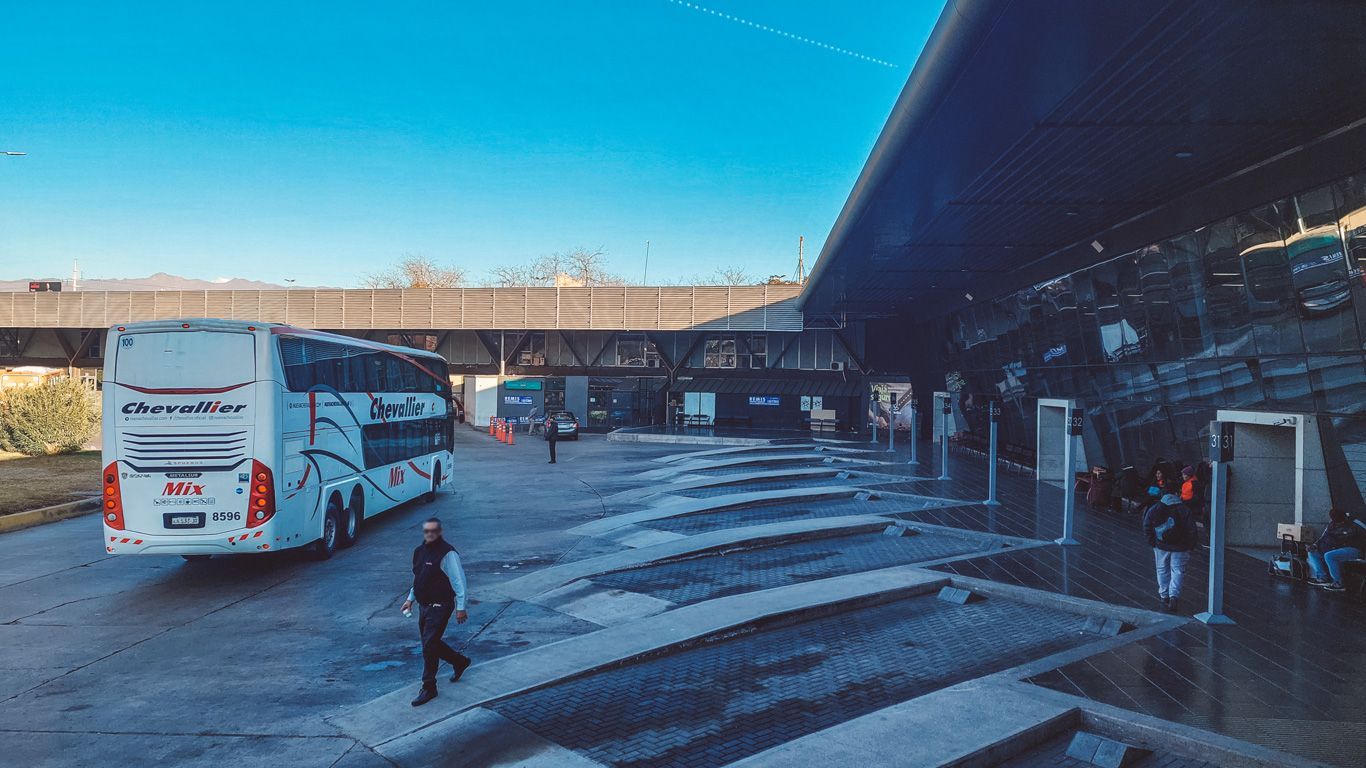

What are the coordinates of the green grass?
(0, 450, 102, 515)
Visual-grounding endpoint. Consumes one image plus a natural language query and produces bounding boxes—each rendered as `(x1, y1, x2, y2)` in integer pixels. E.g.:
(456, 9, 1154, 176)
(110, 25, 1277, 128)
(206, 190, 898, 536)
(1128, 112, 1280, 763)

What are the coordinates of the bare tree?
(362, 255, 466, 289)
(693, 267, 755, 286)
(489, 264, 534, 287)
(483, 248, 623, 287)
(560, 247, 623, 286)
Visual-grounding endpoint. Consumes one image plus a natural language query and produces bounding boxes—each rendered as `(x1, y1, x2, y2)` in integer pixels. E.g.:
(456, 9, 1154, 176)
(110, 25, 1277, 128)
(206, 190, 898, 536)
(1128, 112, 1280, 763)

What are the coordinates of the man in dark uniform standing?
(547, 414, 559, 464)
(402, 517, 470, 706)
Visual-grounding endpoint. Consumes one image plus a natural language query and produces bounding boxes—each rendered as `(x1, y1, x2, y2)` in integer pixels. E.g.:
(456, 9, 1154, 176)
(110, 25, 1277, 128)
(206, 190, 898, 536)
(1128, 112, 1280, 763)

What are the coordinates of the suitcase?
(1268, 534, 1308, 581)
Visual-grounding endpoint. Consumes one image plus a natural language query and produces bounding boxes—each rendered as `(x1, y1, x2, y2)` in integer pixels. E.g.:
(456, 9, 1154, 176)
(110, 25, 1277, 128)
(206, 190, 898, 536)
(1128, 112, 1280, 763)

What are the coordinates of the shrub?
(0, 377, 101, 456)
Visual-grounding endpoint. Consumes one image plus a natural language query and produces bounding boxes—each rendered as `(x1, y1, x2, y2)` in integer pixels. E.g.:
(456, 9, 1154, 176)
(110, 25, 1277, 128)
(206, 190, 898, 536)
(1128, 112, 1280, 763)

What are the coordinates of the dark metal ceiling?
(800, 0, 1366, 321)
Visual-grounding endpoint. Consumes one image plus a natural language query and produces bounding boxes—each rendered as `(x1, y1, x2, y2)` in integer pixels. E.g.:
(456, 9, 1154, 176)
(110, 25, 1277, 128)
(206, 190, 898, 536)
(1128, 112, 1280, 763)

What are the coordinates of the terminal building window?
(616, 335, 644, 366)
(704, 335, 737, 368)
(746, 335, 767, 368)
(517, 332, 546, 366)
(940, 170, 1366, 497)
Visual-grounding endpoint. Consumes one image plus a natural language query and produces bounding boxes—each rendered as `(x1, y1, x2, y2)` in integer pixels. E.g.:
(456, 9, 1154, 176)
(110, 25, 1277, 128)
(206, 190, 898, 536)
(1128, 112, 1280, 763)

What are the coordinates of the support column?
(1197, 421, 1236, 625)
(1055, 406, 1081, 546)
(985, 398, 1001, 506)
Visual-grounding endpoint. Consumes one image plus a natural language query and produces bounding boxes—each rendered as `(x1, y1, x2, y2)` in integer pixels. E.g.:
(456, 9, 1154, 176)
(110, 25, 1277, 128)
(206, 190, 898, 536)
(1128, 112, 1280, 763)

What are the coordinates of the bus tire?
(181, 554, 210, 563)
(339, 489, 363, 549)
(424, 463, 440, 504)
(312, 500, 341, 561)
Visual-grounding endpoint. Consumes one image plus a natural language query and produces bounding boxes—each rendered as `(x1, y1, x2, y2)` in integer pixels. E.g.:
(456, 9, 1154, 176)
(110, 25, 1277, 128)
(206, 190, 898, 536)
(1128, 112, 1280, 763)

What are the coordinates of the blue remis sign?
(748, 396, 781, 407)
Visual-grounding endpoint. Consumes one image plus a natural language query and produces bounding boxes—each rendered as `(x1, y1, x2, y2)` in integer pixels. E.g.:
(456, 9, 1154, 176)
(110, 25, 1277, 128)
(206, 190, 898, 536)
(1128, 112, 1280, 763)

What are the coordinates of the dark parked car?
(544, 411, 579, 440)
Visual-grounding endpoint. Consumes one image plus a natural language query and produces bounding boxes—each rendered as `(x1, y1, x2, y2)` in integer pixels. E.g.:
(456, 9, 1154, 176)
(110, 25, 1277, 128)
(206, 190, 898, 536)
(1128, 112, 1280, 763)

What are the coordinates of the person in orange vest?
(1179, 465, 1200, 516)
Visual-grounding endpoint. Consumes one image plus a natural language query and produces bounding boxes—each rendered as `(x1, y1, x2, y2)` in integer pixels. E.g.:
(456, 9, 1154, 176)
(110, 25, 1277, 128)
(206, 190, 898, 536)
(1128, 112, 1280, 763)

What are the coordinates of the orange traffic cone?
(507, 423, 515, 445)
(496, 420, 504, 442)
(488, 419, 494, 436)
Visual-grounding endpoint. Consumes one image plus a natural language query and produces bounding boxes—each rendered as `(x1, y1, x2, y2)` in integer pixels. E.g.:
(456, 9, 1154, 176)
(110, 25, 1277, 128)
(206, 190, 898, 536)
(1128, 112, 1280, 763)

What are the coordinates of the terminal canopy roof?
(800, 0, 1366, 321)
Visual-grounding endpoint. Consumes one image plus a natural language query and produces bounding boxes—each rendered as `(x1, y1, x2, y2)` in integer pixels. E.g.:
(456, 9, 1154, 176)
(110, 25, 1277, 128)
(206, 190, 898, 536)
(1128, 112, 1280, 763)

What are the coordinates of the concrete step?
(326, 565, 951, 758)
(569, 485, 882, 537)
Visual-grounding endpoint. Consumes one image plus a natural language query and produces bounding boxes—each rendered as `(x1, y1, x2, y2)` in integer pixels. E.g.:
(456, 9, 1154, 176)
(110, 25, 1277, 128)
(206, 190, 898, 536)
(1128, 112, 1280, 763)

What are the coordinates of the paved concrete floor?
(0, 427, 679, 768)
(4, 430, 1350, 767)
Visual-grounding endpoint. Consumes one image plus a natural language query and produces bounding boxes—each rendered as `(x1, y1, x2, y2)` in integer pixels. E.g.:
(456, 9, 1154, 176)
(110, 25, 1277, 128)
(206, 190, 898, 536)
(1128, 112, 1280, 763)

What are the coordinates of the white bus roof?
(111, 319, 446, 362)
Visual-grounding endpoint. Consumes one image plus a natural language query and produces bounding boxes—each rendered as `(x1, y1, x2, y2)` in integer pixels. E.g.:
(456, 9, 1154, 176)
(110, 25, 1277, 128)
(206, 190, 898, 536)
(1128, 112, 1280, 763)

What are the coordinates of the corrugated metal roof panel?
(0, 286, 809, 331)
(462, 289, 494, 327)
(727, 288, 766, 330)
(432, 289, 462, 328)
(286, 290, 316, 327)
(343, 290, 374, 328)
(526, 288, 558, 327)
(659, 287, 693, 330)
(624, 287, 658, 328)
(204, 291, 233, 321)
(81, 292, 107, 327)
(371, 289, 403, 327)
(259, 291, 289, 323)
(559, 288, 591, 328)
(400, 288, 434, 328)
(590, 287, 625, 329)
(128, 292, 156, 322)
(692, 287, 730, 329)
(179, 291, 208, 320)
(495, 288, 527, 328)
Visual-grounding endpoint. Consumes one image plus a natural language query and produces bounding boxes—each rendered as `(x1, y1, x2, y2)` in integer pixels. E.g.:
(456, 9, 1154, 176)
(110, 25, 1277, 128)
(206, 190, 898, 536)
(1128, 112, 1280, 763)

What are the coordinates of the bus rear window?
(114, 331, 256, 389)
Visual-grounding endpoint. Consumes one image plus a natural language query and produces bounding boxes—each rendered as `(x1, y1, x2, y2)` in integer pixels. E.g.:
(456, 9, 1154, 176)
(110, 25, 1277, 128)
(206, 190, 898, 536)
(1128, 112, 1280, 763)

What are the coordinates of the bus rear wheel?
(339, 490, 362, 549)
(312, 501, 341, 561)
(424, 463, 441, 504)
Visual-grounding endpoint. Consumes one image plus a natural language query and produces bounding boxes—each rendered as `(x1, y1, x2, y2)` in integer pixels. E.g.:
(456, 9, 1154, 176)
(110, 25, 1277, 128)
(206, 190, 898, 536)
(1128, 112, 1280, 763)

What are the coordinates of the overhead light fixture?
(1174, 149, 1195, 159)
(1065, 210, 1079, 217)
(964, 292, 974, 301)
(1091, 240, 1104, 253)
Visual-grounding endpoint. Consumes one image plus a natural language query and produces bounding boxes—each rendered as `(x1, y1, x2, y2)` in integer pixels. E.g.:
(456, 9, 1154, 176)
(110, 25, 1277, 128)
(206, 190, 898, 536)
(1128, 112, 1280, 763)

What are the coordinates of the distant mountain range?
(0, 272, 321, 292)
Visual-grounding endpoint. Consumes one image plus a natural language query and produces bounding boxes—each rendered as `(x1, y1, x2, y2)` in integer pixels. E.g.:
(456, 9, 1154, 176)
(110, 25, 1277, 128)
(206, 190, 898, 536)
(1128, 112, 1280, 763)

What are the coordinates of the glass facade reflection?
(944, 172, 1366, 504)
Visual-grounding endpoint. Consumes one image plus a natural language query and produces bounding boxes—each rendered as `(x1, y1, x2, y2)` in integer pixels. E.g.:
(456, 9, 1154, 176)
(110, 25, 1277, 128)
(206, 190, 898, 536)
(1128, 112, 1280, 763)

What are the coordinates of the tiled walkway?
(491, 593, 1103, 768)
(892, 441, 1366, 767)
(641, 495, 967, 536)
(590, 529, 1000, 606)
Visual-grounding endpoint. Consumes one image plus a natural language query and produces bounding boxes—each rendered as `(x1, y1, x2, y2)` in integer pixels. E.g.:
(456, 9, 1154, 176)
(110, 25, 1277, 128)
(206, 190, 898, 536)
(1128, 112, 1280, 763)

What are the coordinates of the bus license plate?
(164, 513, 205, 529)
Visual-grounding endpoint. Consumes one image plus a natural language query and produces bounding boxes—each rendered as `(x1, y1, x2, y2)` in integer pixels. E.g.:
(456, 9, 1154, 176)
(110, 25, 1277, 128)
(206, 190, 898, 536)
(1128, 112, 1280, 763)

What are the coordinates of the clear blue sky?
(0, 1, 941, 287)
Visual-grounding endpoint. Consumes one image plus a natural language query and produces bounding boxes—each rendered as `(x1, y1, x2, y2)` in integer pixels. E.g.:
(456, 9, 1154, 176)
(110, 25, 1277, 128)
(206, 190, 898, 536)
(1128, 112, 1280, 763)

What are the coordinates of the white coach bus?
(101, 319, 454, 561)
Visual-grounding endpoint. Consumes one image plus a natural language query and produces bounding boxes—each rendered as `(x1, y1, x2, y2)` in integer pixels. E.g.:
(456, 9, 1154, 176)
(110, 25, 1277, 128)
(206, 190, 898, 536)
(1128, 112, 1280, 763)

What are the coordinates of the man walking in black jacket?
(546, 415, 559, 463)
(1143, 493, 1197, 613)
(402, 517, 470, 706)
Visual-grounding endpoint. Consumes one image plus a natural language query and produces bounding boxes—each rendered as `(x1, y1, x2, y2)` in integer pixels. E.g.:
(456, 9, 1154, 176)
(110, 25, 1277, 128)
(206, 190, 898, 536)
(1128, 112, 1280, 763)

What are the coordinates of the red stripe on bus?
(117, 382, 250, 395)
(407, 461, 432, 480)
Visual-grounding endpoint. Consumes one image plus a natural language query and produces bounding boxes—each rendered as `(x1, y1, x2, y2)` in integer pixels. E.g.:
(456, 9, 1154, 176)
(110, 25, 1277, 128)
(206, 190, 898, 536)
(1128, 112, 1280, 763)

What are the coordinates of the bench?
(810, 409, 837, 434)
(1344, 559, 1366, 600)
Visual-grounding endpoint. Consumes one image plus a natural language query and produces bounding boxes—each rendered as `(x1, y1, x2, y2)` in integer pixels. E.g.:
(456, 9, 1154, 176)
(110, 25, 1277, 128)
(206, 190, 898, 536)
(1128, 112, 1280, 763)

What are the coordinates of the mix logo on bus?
(388, 465, 405, 487)
(370, 395, 426, 421)
(162, 482, 206, 496)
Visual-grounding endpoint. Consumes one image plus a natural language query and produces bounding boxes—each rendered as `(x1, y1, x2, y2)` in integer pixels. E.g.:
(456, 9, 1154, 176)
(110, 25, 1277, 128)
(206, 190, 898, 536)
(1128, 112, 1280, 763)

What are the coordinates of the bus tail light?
(103, 463, 124, 531)
(247, 460, 275, 528)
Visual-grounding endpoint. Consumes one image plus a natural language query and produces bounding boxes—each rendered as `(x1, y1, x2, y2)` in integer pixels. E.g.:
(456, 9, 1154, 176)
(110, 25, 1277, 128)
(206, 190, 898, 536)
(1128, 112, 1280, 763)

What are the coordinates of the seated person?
(1147, 466, 1176, 499)
(1307, 508, 1366, 592)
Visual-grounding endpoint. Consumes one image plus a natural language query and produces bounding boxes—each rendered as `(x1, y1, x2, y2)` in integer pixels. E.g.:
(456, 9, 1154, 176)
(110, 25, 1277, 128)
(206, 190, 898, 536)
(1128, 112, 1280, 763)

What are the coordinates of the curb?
(0, 496, 101, 534)
(607, 432, 773, 446)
